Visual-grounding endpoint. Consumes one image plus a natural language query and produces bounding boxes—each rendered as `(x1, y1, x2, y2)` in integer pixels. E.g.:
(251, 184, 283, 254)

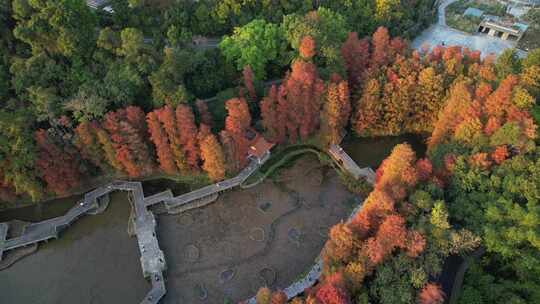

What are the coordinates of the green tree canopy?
(281, 7, 349, 76)
(219, 18, 286, 80)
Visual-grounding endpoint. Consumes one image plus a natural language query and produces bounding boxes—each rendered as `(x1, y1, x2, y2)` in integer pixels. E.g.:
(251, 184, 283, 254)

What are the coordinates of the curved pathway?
(411, 0, 518, 57)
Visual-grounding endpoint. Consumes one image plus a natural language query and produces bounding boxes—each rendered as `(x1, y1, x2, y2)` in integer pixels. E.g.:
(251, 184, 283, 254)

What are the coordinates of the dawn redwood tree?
(411, 67, 445, 132)
(375, 214, 407, 254)
(224, 98, 252, 169)
(103, 108, 154, 177)
(196, 99, 214, 127)
(94, 124, 124, 172)
(176, 104, 200, 170)
(147, 111, 177, 174)
(156, 105, 188, 172)
(418, 283, 445, 304)
(34, 129, 81, 195)
(279, 59, 325, 142)
(270, 290, 288, 304)
(299, 36, 316, 60)
(371, 27, 390, 67)
(341, 32, 369, 90)
(324, 223, 357, 264)
(315, 273, 351, 304)
(199, 133, 226, 181)
(74, 121, 109, 171)
(428, 81, 473, 149)
(256, 287, 272, 304)
(321, 79, 351, 146)
(260, 85, 284, 143)
(353, 79, 383, 136)
(405, 230, 426, 258)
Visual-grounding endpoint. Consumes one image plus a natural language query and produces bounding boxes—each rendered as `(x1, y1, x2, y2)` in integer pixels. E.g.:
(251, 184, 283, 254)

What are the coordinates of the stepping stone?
(195, 283, 208, 301)
(184, 244, 200, 262)
(259, 268, 277, 286)
(220, 269, 235, 283)
(288, 227, 302, 244)
(257, 201, 272, 213)
(249, 227, 265, 242)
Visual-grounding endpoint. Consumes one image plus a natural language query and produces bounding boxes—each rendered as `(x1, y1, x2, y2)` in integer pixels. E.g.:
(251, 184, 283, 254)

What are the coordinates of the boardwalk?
(0, 154, 270, 303)
(0, 144, 369, 303)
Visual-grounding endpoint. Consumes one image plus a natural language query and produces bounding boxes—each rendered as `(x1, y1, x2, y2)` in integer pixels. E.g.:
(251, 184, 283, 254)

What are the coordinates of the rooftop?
(248, 137, 275, 159)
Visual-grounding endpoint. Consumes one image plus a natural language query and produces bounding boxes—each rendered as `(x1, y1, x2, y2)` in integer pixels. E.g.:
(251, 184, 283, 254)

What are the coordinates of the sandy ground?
(157, 155, 356, 303)
(411, 0, 523, 57)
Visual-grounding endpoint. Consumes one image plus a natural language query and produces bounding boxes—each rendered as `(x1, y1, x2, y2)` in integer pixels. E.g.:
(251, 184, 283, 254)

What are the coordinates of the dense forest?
(1, 1, 540, 304)
(0, 0, 437, 202)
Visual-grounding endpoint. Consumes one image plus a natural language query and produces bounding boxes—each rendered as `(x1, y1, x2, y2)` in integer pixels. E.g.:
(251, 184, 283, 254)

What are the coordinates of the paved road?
(411, 0, 519, 57)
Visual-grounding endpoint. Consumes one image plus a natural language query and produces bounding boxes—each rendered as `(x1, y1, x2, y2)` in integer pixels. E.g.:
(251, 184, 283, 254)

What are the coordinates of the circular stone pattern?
(259, 267, 277, 286)
(220, 268, 236, 283)
(288, 227, 302, 243)
(195, 283, 208, 300)
(249, 227, 266, 242)
(184, 244, 200, 262)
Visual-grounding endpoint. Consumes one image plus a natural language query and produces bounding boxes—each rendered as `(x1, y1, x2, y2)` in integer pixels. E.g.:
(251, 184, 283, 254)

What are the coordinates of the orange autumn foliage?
(299, 36, 316, 60)
(491, 145, 509, 164)
(418, 283, 445, 304)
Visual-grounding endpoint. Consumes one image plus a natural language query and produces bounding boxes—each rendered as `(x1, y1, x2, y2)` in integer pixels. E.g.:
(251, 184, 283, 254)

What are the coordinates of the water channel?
(0, 134, 426, 304)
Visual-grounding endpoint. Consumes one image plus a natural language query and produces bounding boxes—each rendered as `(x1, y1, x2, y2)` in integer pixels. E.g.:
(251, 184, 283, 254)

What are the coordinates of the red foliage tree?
(199, 133, 226, 181)
(260, 85, 285, 143)
(321, 80, 351, 146)
(371, 27, 390, 67)
(224, 98, 252, 169)
(195, 99, 214, 127)
(491, 145, 509, 164)
(315, 273, 350, 304)
(147, 111, 177, 174)
(157, 105, 188, 172)
(279, 60, 325, 142)
(74, 121, 109, 171)
(299, 36, 316, 60)
(34, 129, 81, 195)
(176, 104, 200, 170)
(103, 108, 154, 177)
(418, 283, 445, 304)
(324, 223, 356, 263)
(270, 291, 288, 304)
(375, 214, 407, 252)
(469, 152, 491, 170)
(405, 230, 426, 258)
(415, 158, 433, 182)
(341, 32, 369, 89)
(353, 78, 383, 136)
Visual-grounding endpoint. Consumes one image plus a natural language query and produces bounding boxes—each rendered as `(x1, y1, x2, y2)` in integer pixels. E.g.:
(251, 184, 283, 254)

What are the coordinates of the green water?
(342, 134, 427, 168)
